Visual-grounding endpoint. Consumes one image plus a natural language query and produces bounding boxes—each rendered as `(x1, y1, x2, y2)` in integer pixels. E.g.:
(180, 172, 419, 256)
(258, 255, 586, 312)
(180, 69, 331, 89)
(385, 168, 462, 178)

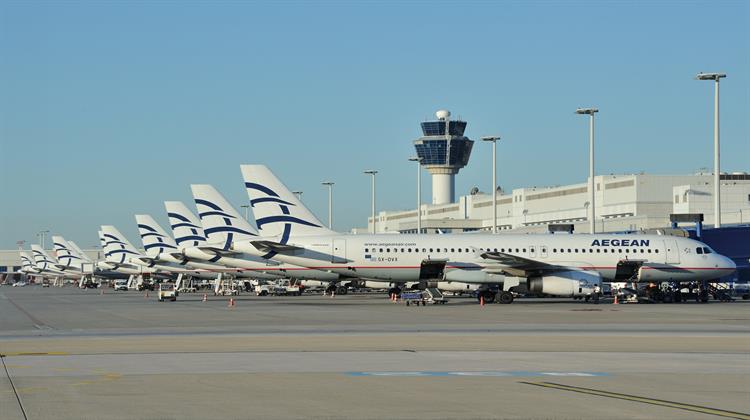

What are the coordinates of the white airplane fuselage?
(234, 233, 735, 285)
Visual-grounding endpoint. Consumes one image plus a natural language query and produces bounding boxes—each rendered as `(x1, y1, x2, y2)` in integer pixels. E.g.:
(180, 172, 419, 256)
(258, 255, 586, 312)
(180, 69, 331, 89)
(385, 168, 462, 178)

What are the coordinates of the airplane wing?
(250, 240, 304, 254)
(479, 252, 563, 276)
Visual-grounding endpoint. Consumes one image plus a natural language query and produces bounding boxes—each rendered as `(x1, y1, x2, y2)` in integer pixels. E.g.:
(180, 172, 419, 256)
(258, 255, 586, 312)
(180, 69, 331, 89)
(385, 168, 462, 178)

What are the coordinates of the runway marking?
(4, 295, 52, 331)
(348, 371, 609, 377)
(520, 381, 750, 420)
(1, 352, 69, 356)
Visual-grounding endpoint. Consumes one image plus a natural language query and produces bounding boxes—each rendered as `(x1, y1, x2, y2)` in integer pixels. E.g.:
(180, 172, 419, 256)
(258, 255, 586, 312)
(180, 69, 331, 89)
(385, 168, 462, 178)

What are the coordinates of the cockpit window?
(703, 247, 712, 254)
(696, 247, 703, 254)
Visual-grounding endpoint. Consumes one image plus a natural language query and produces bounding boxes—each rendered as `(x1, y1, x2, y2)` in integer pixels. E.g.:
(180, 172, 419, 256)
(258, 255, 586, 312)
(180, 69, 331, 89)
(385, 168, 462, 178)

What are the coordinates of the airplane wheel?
(498, 291, 514, 304)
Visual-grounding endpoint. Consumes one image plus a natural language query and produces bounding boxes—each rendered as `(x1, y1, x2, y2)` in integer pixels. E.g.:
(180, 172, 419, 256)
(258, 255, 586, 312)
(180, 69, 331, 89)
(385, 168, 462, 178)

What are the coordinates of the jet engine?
(527, 270, 601, 297)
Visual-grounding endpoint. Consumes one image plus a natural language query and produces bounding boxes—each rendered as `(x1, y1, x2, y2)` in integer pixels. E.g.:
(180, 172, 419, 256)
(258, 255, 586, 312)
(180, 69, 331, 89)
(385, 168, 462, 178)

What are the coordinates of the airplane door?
(332, 239, 347, 263)
(663, 240, 680, 264)
(529, 245, 537, 258)
(540, 245, 548, 259)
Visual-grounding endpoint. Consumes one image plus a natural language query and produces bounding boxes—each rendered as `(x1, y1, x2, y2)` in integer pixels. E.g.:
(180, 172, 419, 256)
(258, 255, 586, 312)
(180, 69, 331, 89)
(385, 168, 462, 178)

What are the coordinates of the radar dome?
(435, 109, 451, 120)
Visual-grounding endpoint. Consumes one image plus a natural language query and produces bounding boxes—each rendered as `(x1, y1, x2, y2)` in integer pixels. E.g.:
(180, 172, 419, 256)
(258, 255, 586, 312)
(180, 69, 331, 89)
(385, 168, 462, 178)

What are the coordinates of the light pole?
(576, 108, 599, 234)
(240, 205, 250, 222)
(696, 72, 727, 228)
(408, 157, 423, 233)
(292, 191, 303, 201)
(364, 170, 378, 233)
(37, 230, 49, 249)
(481, 136, 501, 233)
(321, 181, 334, 229)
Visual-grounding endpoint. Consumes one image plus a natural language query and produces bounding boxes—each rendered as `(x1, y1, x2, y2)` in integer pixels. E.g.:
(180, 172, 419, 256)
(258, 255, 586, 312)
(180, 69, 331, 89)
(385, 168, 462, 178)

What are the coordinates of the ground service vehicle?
(158, 282, 177, 302)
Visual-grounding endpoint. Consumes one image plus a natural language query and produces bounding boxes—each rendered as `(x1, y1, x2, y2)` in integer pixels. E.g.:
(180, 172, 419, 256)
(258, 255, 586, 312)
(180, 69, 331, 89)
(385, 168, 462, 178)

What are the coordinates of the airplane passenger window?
(451, 248, 455, 252)
(386, 248, 390, 253)
(655, 249, 659, 253)
(401, 248, 405, 253)
(429, 248, 433, 252)
(379, 248, 383, 252)
(596, 249, 600, 253)
(703, 247, 712, 254)
(422, 248, 427, 252)
(567, 249, 571, 253)
(648, 249, 652, 253)
(365, 248, 369, 252)
(696, 247, 703, 254)
(515, 248, 519, 253)
(444, 248, 448, 253)
(457, 248, 462, 253)
(553, 248, 557, 253)
(625, 249, 629, 253)
(466, 248, 470, 252)
(523, 248, 527, 253)
(574, 249, 578, 253)
(494, 248, 498, 252)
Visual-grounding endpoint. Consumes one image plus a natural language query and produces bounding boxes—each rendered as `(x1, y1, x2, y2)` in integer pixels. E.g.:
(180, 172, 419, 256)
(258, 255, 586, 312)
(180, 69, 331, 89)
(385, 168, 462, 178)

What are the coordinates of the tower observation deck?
(413, 110, 474, 205)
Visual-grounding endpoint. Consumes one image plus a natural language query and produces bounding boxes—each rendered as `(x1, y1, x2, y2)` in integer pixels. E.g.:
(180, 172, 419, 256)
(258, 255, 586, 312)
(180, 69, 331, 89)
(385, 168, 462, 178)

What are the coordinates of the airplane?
(230, 164, 737, 304)
(101, 224, 227, 279)
(52, 235, 127, 286)
(29, 244, 84, 284)
(163, 200, 284, 281)
(182, 186, 349, 291)
(134, 213, 271, 280)
(18, 251, 47, 280)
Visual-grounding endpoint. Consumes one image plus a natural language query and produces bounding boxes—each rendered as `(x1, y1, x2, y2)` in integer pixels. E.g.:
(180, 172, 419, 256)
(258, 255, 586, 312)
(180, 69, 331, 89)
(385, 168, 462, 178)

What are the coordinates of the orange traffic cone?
(613, 293, 619, 305)
(480, 295, 485, 307)
(202, 293, 207, 302)
(228, 297, 235, 308)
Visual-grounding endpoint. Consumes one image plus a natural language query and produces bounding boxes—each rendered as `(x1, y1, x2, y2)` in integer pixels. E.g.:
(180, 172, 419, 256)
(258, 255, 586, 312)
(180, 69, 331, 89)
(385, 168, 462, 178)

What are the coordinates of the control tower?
(413, 110, 474, 205)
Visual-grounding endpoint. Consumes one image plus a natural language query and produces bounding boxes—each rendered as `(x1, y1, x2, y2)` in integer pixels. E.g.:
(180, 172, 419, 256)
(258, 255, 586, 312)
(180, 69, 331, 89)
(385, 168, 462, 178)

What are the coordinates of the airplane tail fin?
(190, 185, 257, 250)
(67, 241, 92, 263)
(101, 225, 141, 264)
(135, 214, 179, 257)
(52, 235, 85, 269)
(240, 164, 335, 237)
(164, 201, 207, 248)
(30, 244, 57, 271)
(20, 251, 36, 271)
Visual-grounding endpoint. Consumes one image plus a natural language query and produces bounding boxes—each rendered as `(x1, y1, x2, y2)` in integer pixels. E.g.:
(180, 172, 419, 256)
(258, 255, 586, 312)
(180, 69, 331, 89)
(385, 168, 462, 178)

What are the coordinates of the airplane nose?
(722, 256, 737, 273)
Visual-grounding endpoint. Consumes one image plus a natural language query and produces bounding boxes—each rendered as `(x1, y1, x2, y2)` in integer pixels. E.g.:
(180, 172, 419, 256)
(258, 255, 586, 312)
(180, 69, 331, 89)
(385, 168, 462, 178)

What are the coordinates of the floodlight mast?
(481, 136, 502, 234)
(575, 108, 599, 234)
(696, 72, 726, 228)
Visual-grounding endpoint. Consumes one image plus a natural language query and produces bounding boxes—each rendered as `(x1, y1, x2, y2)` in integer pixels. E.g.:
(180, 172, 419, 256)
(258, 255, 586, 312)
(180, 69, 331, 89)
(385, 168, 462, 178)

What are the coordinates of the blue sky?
(1, 1, 748, 249)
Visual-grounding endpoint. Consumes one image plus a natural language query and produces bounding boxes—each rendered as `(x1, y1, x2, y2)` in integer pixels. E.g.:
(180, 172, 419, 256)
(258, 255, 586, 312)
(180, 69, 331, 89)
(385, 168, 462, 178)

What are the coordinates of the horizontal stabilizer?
(251, 240, 303, 254)
(197, 246, 241, 257)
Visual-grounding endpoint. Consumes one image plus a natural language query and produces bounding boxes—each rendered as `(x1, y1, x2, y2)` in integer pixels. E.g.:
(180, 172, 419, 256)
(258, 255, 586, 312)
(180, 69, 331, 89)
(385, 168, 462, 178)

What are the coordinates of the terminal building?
(366, 110, 750, 235)
(367, 172, 750, 235)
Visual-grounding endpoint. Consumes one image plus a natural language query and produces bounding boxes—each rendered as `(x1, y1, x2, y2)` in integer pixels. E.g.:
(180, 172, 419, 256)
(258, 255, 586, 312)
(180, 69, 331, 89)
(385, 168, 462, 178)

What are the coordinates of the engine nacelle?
(437, 281, 479, 292)
(443, 269, 505, 284)
(527, 271, 602, 297)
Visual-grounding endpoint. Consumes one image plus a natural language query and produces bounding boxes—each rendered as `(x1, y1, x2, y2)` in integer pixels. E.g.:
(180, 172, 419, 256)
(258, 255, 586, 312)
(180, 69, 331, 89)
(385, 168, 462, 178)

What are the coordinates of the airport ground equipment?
(255, 280, 302, 296)
(158, 282, 177, 302)
(402, 289, 448, 306)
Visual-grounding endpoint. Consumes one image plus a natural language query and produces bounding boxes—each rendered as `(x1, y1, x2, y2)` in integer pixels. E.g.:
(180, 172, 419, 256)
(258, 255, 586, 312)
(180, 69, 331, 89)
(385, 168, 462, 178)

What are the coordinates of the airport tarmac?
(1, 287, 748, 419)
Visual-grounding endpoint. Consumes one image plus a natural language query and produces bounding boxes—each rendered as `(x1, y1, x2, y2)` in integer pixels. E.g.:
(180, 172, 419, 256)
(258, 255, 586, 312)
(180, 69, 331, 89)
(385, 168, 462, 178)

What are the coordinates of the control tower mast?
(413, 110, 474, 205)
